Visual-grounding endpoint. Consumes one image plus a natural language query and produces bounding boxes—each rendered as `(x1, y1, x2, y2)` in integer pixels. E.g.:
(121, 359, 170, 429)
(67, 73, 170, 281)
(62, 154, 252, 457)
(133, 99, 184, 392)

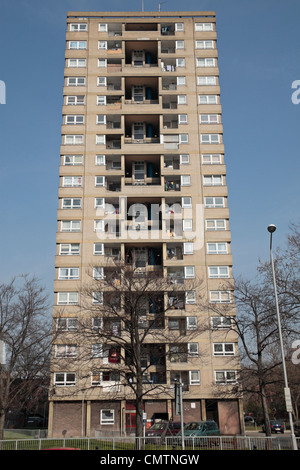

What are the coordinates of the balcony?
(124, 156, 161, 186)
(125, 41, 158, 67)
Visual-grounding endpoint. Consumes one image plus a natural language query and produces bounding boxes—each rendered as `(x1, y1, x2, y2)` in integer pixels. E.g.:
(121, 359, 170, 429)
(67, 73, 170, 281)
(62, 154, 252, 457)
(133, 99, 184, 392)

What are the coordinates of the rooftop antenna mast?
(158, 1, 168, 11)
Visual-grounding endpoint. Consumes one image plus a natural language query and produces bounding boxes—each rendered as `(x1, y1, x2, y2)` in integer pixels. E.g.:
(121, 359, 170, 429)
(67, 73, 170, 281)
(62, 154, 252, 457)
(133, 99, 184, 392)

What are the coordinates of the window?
(202, 154, 222, 164)
(176, 58, 185, 68)
(189, 370, 200, 385)
(184, 266, 195, 279)
(177, 95, 187, 104)
(203, 175, 223, 186)
(180, 175, 190, 186)
(92, 292, 104, 304)
(210, 290, 231, 303)
(200, 114, 219, 124)
(98, 59, 107, 68)
(58, 267, 79, 280)
(188, 343, 199, 357)
(94, 243, 104, 255)
(63, 154, 83, 165)
(183, 219, 193, 231)
(62, 176, 82, 187)
(183, 242, 194, 254)
(66, 95, 85, 105)
(198, 95, 218, 104)
(177, 76, 186, 86)
(197, 76, 217, 86)
(65, 115, 84, 125)
(201, 134, 221, 144)
(96, 135, 106, 145)
(55, 344, 77, 357)
(187, 316, 197, 330)
(64, 135, 84, 145)
(185, 290, 196, 304)
(98, 23, 108, 32)
(95, 198, 105, 209)
(70, 23, 88, 31)
(59, 243, 80, 256)
(182, 196, 192, 208)
(96, 155, 106, 165)
(68, 58, 86, 68)
(213, 343, 235, 356)
(180, 154, 190, 165)
(178, 114, 188, 124)
(61, 220, 81, 232)
(67, 77, 86, 86)
(195, 40, 214, 49)
(97, 115, 106, 125)
(95, 176, 106, 187)
(94, 220, 105, 232)
(62, 198, 82, 209)
(206, 219, 226, 231)
(56, 317, 78, 331)
(207, 242, 228, 254)
(215, 370, 237, 384)
(98, 40, 107, 49)
(93, 318, 103, 329)
(211, 316, 233, 329)
(91, 371, 101, 386)
(208, 266, 230, 278)
(57, 292, 78, 305)
(176, 40, 184, 49)
(97, 96, 107, 106)
(54, 372, 76, 386)
(204, 197, 225, 208)
(195, 22, 213, 31)
(175, 22, 184, 31)
(93, 267, 104, 279)
(196, 58, 215, 67)
(92, 344, 103, 358)
(101, 409, 115, 425)
(98, 77, 107, 86)
(69, 41, 87, 50)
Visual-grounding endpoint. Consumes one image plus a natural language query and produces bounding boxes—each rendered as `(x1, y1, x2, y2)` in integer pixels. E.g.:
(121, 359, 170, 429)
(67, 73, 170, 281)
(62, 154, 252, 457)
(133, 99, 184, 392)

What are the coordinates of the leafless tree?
(0, 275, 51, 440)
(52, 261, 206, 438)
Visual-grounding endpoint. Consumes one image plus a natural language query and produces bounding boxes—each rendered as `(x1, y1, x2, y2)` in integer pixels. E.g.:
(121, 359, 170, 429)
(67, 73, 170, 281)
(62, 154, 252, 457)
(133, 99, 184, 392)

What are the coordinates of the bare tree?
(52, 261, 206, 438)
(0, 275, 51, 440)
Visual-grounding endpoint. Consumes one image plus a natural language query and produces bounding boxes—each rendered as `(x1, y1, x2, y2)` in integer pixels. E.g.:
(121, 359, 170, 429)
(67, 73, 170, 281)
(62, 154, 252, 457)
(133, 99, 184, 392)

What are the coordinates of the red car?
(145, 421, 182, 437)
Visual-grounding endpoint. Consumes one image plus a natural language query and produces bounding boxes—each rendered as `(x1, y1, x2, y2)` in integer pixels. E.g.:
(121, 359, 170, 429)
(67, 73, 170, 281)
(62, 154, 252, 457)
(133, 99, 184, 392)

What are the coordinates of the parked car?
(262, 420, 284, 433)
(145, 421, 182, 438)
(244, 416, 256, 424)
(179, 420, 220, 437)
(25, 415, 44, 427)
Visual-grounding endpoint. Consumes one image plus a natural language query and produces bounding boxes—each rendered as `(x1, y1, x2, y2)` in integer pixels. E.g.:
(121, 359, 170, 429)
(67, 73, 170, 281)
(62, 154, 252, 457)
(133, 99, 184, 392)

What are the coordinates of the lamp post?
(267, 224, 297, 450)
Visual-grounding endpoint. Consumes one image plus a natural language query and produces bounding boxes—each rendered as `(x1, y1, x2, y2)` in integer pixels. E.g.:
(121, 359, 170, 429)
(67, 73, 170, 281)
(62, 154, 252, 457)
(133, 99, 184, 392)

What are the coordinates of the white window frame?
(175, 22, 184, 31)
(195, 22, 213, 31)
(215, 370, 237, 385)
(184, 266, 195, 279)
(58, 267, 79, 280)
(187, 316, 197, 330)
(100, 409, 115, 425)
(181, 196, 192, 208)
(179, 134, 188, 144)
(196, 58, 216, 67)
(96, 135, 106, 145)
(176, 58, 185, 68)
(213, 343, 235, 356)
(201, 134, 221, 144)
(200, 114, 219, 124)
(202, 154, 222, 164)
(59, 243, 80, 256)
(177, 94, 187, 105)
(97, 115, 106, 125)
(178, 114, 188, 124)
(61, 198, 82, 209)
(63, 154, 83, 165)
(56, 318, 78, 331)
(180, 154, 190, 165)
(57, 292, 79, 305)
(183, 219, 193, 231)
(189, 370, 200, 385)
(97, 96, 107, 106)
(69, 40, 87, 50)
(68, 58, 86, 68)
(55, 344, 77, 358)
(207, 242, 228, 254)
(98, 58, 107, 68)
(64, 135, 84, 145)
(183, 242, 194, 254)
(61, 220, 81, 232)
(204, 197, 225, 208)
(54, 372, 76, 386)
(210, 290, 231, 303)
(98, 77, 107, 86)
(177, 76, 186, 86)
(98, 40, 108, 50)
(62, 176, 82, 187)
(185, 290, 196, 304)
(211, 316, 233, 329)
(180, 175, 190, 186)
(95, 197, 105, 209)
(206, 219, 226, 231)
(95, 176, 106, 187)
(93, 267, 104, 279)
(203, 175, 223, 186)
(96, 155, 106, 165)
(66, 95, 85, 106)
(70, 23, 88, 32)
(195, 40, 214, 49)
(92, 291, 104, 305)
(188, 343, 199, 357)
(175, 40, 184, 49)
(198, 95, 218, 105)
(94, 220, 105, 232)
(98, 23, 108, 32)
(65, 115, 84, 125)
(208, 266, 230, 278)
(67, 77, 86, 87)
(94, 243, 104, 255)
(197, 76, 217, 86)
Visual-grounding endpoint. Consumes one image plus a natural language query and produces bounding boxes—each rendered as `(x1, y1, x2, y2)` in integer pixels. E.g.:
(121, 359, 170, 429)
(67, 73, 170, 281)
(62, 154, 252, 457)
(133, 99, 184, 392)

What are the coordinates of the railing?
(1, 435, 299, 451)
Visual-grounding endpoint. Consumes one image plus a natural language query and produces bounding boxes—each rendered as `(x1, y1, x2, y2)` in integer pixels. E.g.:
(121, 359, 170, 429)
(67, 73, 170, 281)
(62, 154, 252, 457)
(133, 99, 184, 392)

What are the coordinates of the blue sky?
(0, 0, 299, 296)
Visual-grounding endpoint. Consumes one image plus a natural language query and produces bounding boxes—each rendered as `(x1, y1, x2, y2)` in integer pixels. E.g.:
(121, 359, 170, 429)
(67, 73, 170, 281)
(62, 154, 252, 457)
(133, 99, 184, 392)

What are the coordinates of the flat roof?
(67, 11, 216, 19)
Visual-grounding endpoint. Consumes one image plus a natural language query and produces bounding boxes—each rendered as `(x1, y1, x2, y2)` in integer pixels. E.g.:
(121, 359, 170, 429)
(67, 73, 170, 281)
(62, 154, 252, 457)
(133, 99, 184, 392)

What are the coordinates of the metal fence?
(0, 435, 299, 451)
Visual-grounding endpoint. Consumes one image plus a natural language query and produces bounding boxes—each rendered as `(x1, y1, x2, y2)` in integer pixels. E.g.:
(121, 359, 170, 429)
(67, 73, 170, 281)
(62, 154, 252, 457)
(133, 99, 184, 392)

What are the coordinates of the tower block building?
(48, 11, 242, 438)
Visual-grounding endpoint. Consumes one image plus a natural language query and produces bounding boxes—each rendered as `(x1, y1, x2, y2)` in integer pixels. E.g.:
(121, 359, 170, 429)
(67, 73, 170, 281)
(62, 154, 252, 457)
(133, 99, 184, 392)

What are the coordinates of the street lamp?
(267, 224, 297, 450)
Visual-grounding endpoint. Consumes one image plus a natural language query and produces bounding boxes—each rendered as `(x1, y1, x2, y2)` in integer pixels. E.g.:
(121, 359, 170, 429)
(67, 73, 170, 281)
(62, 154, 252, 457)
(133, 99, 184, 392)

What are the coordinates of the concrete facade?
(49, 11, 243, 438)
